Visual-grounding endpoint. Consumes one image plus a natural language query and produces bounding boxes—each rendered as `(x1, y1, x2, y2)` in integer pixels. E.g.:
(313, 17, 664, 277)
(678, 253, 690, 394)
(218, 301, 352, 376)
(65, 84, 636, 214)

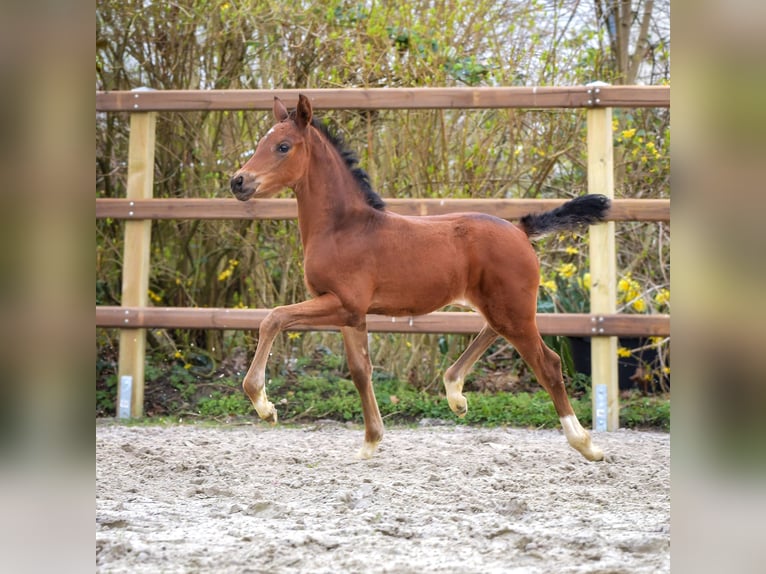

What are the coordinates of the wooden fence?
(96, 86, 670, 428)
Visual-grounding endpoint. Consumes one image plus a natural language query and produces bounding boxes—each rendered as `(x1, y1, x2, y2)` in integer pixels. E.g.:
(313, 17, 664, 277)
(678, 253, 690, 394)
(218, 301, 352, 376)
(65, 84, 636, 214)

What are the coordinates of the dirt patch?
(96, 421, 669, 573)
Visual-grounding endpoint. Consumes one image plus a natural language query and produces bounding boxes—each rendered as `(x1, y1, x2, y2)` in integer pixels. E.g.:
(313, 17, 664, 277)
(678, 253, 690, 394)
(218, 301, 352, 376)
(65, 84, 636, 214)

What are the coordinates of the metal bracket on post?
(129, 86, 156, 111)
(586, 80, 610, 107)
(590, 315, 606, 335)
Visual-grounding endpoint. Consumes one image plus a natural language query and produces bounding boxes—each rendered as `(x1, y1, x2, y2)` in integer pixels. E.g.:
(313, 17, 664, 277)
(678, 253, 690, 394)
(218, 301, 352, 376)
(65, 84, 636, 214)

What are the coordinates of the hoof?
(356, 441, 380, 460)
(256, 401, 278, 424)
(582, 444, 605, 462)
(263, 411, 278, 425)
(262, 407, 278, 424)
(447, 395, 468, 418)
(560, 415, 604, 462)
(444, 379, 467, 418)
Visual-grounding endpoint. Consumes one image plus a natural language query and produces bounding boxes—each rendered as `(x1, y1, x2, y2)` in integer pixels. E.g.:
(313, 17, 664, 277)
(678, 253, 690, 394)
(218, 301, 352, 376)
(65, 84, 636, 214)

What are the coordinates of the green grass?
(98, 363, 669, 430)
(619, 394, 671, 431)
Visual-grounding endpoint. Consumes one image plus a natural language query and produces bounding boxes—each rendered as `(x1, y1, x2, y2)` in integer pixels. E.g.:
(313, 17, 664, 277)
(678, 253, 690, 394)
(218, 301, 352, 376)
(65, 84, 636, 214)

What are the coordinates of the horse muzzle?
(230, 174, 256, 201)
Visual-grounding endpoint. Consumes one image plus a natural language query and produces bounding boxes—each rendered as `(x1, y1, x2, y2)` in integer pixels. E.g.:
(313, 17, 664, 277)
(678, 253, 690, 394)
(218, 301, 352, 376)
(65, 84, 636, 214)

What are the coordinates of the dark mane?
(289, 110, 386, 211)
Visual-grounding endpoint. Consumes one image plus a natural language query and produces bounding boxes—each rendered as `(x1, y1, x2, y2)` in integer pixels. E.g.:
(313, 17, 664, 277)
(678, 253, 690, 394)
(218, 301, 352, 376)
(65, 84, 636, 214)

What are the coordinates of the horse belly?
(368, 255, 466, 316)
(369, 290, 454, 317)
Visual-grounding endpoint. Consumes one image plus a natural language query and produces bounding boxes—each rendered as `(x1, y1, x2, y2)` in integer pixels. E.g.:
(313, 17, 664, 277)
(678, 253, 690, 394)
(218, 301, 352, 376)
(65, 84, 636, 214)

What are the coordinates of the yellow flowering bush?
(617, 272, 670, 314)
(556, 262, 577, 279)
(538, 263, 590, 314)
(654, 288, 670, 307)
(614, 336, 671, 393)
(538, 263, 670, 392)
(540, 264, 669, 317)
(614, 113, 669, 190)
(147, 288, 163, 304)
(539, 278, 557, 293)
(217, 258, 239, 282)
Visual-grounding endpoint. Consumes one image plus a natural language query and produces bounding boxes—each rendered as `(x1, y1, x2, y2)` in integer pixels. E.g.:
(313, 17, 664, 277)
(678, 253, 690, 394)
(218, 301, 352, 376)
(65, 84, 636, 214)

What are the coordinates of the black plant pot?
(568, 336, 669, 393)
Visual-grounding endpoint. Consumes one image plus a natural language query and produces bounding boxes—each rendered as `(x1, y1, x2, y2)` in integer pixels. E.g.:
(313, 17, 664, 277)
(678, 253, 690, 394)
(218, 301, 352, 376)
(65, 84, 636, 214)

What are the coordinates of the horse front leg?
(241, 310, 282, 423)
(242, 294, 355, 425)
(341, 325, 383, 459)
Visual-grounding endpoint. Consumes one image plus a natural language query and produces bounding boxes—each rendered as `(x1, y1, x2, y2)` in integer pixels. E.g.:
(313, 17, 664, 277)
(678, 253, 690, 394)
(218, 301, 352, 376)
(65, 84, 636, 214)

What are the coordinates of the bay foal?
(231, 95, 607, 461)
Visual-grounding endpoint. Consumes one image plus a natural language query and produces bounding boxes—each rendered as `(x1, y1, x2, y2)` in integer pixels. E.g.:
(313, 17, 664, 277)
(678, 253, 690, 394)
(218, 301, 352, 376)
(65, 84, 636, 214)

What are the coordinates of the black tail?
(519, 195, 611, 239)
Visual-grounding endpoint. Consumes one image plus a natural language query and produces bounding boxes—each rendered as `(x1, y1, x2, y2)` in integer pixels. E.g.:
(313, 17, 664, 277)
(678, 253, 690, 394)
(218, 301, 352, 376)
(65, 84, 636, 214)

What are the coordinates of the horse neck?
(293, 131, 373, 246)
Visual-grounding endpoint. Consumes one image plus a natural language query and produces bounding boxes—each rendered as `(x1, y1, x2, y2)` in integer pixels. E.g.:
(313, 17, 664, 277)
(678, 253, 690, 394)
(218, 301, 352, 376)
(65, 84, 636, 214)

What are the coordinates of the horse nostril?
(230, 175, 244, 192)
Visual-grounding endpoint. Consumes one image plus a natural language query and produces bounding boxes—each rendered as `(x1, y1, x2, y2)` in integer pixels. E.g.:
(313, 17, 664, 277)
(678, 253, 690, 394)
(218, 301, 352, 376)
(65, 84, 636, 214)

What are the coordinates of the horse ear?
(295, 94, 312, 129)
(273, 97, 289, 122)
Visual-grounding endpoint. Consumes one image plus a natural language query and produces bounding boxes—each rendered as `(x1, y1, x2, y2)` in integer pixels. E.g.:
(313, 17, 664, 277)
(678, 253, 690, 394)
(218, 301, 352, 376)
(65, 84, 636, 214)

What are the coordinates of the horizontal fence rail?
(96, 86, 669, 112)
(97, 307, 670, 337)
(96, 198, 670, 222)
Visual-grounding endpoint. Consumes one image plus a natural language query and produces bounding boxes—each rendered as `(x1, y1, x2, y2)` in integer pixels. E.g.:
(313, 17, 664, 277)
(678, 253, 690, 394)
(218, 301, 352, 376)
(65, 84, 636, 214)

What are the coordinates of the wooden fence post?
(116, 109, 157, 418)
(587, 86, 619, 432)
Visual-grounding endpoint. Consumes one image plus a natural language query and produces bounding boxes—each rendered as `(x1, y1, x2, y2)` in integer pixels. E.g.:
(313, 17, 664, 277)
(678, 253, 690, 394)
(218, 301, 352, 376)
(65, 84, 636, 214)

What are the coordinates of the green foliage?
(96, 345, 119, 416)
(620, 393, 671, 431)
(197, 392, 252, 417)
(96, 374, 116, 414)
(96, 346, 667, 430)
(568, 372, 593, 396)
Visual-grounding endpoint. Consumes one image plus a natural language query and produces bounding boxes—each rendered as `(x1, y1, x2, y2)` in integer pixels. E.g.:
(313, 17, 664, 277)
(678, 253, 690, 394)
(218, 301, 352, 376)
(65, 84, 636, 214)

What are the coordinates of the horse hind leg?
(501, 324, 604, 462)
(443, 324, 498, 417)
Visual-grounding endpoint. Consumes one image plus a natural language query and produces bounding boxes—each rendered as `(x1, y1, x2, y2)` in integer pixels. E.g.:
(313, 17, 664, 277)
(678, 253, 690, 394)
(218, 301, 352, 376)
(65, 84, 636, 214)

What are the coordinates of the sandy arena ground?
(96, 421, 669, 573)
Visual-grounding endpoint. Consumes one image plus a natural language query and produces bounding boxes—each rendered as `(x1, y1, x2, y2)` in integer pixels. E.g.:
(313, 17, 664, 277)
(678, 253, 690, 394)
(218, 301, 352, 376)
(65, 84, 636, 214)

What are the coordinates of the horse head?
(230, 94, 313, 201)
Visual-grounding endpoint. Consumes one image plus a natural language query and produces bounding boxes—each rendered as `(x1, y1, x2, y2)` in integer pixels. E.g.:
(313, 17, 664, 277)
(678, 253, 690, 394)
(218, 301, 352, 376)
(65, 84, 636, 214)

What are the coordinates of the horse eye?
(276, 142, 291, 154)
